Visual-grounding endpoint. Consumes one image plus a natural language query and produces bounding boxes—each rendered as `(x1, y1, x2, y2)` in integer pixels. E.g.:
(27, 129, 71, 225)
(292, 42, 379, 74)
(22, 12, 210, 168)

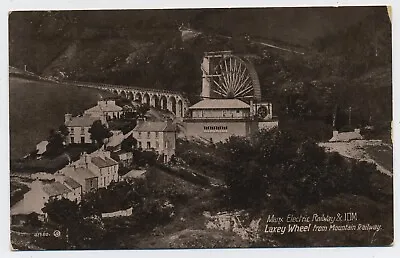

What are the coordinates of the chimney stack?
(82, 152, 91, 166)
(64, 114, 72, 124)
(137, 117, 146, 123)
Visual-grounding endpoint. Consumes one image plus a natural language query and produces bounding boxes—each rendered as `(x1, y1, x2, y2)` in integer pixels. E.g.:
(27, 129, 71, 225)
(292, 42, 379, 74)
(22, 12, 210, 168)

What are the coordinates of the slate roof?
(122, 169, 147, 179)
(42, 182, 71, 197)
(107, 132, 125, 147)
(65, 115, 99, 127)
(63, 176, 81, 189)
(188, 99, 250, 110)
(72, 167, 98, 181)
(105, 157, 119, 166)
(133, 121, 176, 132)
(91, 156, 118, 168)
(85, 102, 122, 113)
(329, 131, 363, 142)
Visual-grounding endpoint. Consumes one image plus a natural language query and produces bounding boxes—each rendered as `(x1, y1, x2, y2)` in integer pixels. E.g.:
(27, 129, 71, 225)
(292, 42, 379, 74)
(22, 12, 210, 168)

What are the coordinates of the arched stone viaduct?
(71, 82, 189, 118)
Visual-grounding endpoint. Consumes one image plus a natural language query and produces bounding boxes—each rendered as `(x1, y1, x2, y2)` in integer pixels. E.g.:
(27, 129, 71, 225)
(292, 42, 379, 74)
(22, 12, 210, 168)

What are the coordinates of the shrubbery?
(218, 128, 381, 212)
(156, 163, 210, 187)
(176, 139, 228, 179)
(41, 176, 181, 249)
(217, 128, 392, 246)
(10, 181, 30, 206)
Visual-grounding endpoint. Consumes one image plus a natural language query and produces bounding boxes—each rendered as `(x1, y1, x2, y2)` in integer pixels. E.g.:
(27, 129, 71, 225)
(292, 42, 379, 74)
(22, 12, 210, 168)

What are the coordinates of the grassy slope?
(9, 77, 115, 160)
(103, 167, 247, 249)
(365, 145, 393, 172)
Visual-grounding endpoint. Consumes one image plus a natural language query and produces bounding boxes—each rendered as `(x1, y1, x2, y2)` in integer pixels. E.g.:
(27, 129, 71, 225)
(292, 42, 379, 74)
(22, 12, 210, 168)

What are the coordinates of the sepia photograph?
(8, 6, 393, 250)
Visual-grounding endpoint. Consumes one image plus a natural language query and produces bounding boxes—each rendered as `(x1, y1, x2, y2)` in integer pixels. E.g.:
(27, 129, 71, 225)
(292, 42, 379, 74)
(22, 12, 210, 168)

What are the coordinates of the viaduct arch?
(72, 82, 189, 118)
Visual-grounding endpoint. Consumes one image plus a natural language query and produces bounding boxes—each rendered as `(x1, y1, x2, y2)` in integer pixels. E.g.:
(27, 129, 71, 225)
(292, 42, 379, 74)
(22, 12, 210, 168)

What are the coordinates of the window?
(81, 127, 85, 135)
(203, 125, 228, 133)
(81, 136, 85, 143)
(147, 141, 151, 149)
(147, 132, 151, 139)
(138, 141, 142, 148)
(71, 136, 75, 143)
(156, 141, 159, 148)
(138, 132, 142, 138)
(155, 132, 159, 138)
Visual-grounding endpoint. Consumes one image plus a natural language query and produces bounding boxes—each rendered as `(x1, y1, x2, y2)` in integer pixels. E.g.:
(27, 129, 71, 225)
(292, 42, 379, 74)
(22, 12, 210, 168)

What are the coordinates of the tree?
(121, 135, 137, 152)
(26, 212, 42, 227)
(46, 129, 65, 156)
(220, 135, 266, 208)
(135, 149, 158, 166)
(219, 128, 379, 211)
(58, 124, 69, 137)
(136, 103, 150, 118)
(89, 120, 112, 146)
(42, 198, 80, 226)
(69, 216, 106, 249)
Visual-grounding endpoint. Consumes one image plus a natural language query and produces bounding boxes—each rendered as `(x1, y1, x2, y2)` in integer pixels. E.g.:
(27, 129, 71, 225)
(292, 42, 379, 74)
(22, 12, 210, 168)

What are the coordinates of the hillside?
(9, 77, 114, 160)
(9, 7, 392, 131)
(9, 7, 388, 82)
(9, 7, 373, 71)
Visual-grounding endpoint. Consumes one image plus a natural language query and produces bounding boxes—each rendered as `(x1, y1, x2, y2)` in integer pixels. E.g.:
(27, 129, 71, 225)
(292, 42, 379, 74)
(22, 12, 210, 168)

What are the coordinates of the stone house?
(58, 165, 98, 194)
(87, 153, 119, 188)
(58, 150, 119, 192)
(329, 129, 363, 142)
(131, 120, 176, 163)
(64, 114, 106, 144)
(55, 176, 83, 203)
(111, 150, 134, 168)
(84, 100, 123, 120)
(184, 99, 259, 143)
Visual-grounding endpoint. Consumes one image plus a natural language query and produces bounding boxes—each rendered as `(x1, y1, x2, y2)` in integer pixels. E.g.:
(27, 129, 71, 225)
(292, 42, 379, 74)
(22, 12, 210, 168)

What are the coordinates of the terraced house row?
(64, 99, 122, 144)
(15, 151, 119, 219)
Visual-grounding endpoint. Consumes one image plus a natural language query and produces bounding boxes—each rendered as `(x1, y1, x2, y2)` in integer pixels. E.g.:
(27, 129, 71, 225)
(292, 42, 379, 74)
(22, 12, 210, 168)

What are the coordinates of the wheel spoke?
(235, 83, 253, 97)
(213, 79, 228, 96)
(219, 64, 231, 95)
(235, 75, 251, 95)
(212, 56, 254, 99)
(224, 59, 231, 92)
(213, 89, 226, 96)
(231, 59, 240, 95)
